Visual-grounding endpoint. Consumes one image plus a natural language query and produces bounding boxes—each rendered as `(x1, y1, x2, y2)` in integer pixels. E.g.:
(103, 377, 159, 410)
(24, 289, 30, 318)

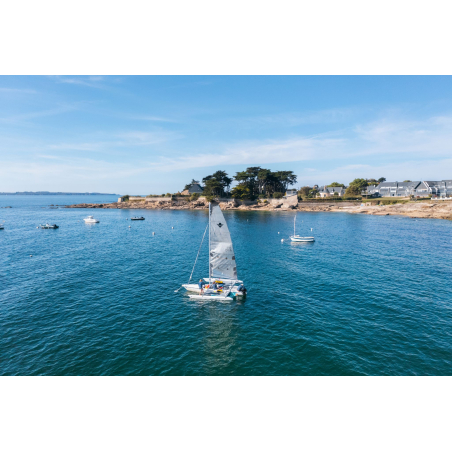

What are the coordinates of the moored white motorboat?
(84, 215, 99, 224)
(0, 224, 4, 230)
(290, 215, 315, 242)
(180, 203, 247, 301)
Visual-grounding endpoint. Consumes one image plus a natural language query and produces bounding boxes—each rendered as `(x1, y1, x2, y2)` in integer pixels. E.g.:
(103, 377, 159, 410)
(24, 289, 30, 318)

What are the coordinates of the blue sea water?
(1, 195, 452, 375)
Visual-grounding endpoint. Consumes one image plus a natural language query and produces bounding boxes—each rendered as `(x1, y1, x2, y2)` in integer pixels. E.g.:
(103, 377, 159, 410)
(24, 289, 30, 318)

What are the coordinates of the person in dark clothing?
(198, 279, 205, 294)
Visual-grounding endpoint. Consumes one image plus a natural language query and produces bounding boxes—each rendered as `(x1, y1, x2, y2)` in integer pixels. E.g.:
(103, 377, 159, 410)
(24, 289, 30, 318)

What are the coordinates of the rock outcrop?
(64, 199, 452, 221)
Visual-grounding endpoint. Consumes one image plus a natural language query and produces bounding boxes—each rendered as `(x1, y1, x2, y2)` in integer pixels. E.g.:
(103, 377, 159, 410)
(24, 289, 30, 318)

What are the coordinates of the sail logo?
(217, 223, 223, 228)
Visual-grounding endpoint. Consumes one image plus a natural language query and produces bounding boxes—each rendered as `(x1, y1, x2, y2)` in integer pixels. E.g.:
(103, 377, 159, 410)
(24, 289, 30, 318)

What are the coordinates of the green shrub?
(273, 192, 284, 199)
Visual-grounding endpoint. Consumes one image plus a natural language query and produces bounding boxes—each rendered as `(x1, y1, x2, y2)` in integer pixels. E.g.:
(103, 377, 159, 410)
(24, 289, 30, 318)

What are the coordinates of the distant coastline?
(0, 192, 119, 196)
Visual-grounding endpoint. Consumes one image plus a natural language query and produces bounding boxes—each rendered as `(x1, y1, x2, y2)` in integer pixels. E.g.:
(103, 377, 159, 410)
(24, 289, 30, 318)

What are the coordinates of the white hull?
(84, 216, 99, 224)
(290, 236, 315, 242)
(188, 294, 233, 301)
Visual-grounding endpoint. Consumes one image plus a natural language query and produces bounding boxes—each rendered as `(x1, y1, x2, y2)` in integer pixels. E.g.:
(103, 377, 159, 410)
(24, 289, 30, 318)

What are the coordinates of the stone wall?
(298, 201, 361, 207)
(124, 196, 172, 202)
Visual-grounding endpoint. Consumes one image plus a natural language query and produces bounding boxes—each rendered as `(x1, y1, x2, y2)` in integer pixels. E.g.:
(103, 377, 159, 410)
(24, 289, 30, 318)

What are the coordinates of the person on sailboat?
(198, 279, 205, 294)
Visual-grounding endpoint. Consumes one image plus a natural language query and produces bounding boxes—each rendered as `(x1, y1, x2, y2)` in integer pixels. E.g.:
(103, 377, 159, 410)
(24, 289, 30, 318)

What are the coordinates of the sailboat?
(290, 215, 315, 242)
(182, 203, 246, 300)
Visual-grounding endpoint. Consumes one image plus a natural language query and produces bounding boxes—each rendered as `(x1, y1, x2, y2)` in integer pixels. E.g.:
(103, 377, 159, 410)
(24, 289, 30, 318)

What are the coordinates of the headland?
(65, 196, 452, 221)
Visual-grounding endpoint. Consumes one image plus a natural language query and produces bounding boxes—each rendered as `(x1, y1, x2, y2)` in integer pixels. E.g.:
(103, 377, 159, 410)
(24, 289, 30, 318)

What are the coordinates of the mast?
(209, 202, 211, 283)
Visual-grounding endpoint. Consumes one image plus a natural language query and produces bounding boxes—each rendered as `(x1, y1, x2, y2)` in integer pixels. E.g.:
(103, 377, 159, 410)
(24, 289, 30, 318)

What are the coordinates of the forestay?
(209, 204, 237, 280)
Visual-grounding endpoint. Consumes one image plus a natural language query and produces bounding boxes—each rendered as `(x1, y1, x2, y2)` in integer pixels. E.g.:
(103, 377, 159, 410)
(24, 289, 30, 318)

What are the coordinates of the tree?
(203, 178, 223, 199)
(309, 188, 319, 198)
(298, 186, 312, 198)
(202, 170, 232, 197)
(231, 183, 255, 200)
(273, 171, 297, 192)
(273, 192, 284, 199)
(403, 180, 412, 183)
(345, 178, 368, 196)
(328, 182, 345, 187)
(378, 177, 386, 183)
(366, 178, 379, 185)
(233, 167, 298, 198)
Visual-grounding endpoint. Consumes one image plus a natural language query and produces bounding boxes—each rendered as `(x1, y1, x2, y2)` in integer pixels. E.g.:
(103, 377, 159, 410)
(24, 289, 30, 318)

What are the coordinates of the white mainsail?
(209, 204, 237, 281)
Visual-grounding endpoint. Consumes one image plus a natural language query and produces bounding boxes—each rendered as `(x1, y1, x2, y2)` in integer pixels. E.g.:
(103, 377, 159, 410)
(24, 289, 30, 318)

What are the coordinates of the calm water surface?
(1, 195, 452, 375)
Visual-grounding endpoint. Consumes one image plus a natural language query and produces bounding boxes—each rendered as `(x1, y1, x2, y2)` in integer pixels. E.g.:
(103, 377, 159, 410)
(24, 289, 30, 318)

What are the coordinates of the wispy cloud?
(49, 75, 108, 89)
(236, 108, 358, 127)
(0, 87, 37, 94)
(45, 130, 182, 153)
(0, 104, 80, 124)
(141, 113, 452, 173)
(134, 115, 177, 123)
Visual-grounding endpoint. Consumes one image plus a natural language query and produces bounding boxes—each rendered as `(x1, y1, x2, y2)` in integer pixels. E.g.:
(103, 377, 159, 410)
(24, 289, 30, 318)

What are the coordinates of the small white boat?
(290, 215, 315, 242)
(0, 224, 4, 230)
(84, 215, 99, 224)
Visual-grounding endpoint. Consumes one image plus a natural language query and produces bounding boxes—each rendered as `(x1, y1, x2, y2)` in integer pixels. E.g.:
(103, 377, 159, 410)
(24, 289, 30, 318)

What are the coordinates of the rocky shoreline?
(65, 198, 452, 220)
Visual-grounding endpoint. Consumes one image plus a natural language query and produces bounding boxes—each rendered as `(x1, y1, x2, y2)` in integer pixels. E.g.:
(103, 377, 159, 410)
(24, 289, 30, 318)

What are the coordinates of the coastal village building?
(181, 181, 204, 196)
(285, 189, 298, 197)
(317, 185, 346, 197)
(424, 180, 452, 198)
(363, 180, 452, 198)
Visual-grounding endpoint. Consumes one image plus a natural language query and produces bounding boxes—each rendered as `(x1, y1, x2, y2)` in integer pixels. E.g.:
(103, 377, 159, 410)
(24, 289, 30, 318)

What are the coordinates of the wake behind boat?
(181, 203, 247, 301)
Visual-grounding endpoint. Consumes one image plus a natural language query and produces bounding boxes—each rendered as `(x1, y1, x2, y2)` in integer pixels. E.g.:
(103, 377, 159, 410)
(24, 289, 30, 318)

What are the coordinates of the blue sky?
(1, 75, 452, 194)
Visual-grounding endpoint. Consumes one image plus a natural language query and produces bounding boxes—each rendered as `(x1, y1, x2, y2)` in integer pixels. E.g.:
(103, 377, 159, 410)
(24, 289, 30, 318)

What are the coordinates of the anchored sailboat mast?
(209, 202, 212, 284)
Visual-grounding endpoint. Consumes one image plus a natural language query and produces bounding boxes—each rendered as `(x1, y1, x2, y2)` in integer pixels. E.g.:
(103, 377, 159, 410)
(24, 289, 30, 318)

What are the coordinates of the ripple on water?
(1, 196, 452, 375)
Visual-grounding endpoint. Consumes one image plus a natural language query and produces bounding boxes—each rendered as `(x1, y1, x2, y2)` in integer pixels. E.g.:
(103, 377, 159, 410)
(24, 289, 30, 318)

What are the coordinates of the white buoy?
(311, 228, 313, 231)
(172, 226, 174, 229)
(129, 225, 131, 228)
(153, 232, 155, 235)
(278, 232, 280, 234)
(281, 239, 284, 242)
(30, 255, 32, 257)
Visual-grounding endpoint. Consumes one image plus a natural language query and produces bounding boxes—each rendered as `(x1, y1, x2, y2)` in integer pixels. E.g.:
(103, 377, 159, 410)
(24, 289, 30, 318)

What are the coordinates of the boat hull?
(188, 294, 234, 301)
(290, 236, 314, 242)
